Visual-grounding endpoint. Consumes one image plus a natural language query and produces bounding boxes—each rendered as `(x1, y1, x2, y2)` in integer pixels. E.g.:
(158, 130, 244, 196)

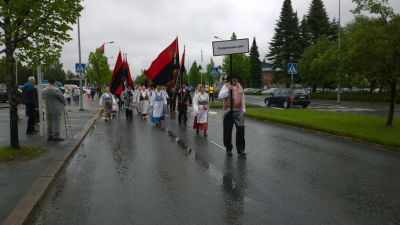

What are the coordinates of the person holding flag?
(177, 82, 192, 126)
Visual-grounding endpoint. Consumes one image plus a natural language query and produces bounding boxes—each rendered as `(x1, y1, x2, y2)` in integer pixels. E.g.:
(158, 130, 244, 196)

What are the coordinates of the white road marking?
(209, 140, 225, 151)
(209, 111, 218, 115)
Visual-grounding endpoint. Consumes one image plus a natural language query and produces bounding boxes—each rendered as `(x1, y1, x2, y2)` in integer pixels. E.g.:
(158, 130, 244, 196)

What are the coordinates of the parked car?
(264, 88, 311, 108)
(261, 87, 279, 95)
(0, 88, 7, 103)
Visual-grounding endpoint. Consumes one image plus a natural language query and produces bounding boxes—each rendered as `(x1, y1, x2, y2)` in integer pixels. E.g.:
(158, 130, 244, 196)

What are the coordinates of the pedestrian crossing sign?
(75, 63, 86, 74)
(210, 67, 219, 76)
(288, 63, 298, 75)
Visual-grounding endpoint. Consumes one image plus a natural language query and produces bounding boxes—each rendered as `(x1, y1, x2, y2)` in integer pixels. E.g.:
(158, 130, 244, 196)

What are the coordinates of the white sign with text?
(212, 38, 249, 56)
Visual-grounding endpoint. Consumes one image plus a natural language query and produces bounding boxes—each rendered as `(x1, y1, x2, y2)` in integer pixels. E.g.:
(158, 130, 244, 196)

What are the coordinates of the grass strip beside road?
(245, 108, 400, 150)
(0, 146, 47, 161)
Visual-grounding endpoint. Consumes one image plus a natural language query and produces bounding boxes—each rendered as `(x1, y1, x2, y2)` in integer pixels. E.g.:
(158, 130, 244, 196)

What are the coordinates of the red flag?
(98, 43, 105, 54)
(109, 51, 124, 95)
(145, 38, 179, 85)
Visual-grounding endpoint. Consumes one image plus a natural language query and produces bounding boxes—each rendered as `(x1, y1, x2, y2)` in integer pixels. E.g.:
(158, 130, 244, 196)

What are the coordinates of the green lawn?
(245, 108, 400, 150)
(0, 146, 47, 161)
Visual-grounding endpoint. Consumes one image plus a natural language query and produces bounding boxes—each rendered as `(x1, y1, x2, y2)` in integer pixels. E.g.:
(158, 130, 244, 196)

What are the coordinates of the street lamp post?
(77, 17, 85, 111)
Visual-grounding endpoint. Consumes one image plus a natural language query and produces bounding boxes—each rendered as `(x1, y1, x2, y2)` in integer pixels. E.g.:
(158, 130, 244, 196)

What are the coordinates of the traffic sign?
(210, 67, 219, 76)
(288, 63, 298, 75)
(75, 63, 86, 73)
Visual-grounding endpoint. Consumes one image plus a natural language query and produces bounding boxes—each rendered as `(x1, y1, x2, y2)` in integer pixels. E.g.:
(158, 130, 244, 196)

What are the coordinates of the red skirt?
(193, 116, 208, 131)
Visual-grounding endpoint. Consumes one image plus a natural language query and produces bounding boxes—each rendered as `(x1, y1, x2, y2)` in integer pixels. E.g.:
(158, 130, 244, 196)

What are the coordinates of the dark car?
(264, 88, 311, 108)
(0, 88, 7, 103)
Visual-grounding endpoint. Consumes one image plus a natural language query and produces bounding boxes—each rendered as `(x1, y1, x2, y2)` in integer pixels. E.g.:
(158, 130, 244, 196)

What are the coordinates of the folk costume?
(137, 88, 150, 119)
(150, 88, 168, 126)
(193, 91, 209, 136)
(218, 76, 246, 156)
(177, 87, 192, 125)
(121, 88, 135, 121)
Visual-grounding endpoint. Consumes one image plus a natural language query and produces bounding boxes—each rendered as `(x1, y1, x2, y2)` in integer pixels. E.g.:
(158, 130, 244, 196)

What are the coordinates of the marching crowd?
(20, 74, 247, 157)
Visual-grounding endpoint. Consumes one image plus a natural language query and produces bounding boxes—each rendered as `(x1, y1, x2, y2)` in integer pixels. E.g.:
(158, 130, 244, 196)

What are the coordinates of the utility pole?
(337, 0, 341, 103)
(78, 17, 84, 110)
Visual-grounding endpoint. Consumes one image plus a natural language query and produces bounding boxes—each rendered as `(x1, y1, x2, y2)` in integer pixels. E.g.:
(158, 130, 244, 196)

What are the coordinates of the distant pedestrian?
(150, 84, 168, 127)
(64, 88, 72, 105)
(193, 84, 209, 137)
(42, 80, 66, 141)
(121, 85, 135, 121)
(72, 87, 80, 104)
(90, 87, 96, 100)
(22, 76, 39, 135)
(209, 84, 214, 102)
(218, 74, 246, 157)
(177, 83, 192, 126)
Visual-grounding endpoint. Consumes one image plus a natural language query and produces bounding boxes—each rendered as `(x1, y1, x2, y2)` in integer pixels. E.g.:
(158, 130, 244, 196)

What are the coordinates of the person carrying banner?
(177, 82, 192, 126)
(218, 74, 246, 157)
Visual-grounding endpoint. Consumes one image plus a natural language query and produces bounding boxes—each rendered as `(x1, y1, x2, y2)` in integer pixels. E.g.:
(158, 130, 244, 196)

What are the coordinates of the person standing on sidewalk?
(177, 83, 192, 126)
(22, 76, 39, 135)
(218, 74, 246, 157)
(42, 80, 66, 141)
(121, 85, 134, 121)
(193, 84, 209, 137)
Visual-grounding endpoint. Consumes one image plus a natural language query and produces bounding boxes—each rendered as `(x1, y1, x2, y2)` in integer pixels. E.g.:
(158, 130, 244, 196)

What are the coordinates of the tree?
(86, 49, 112, 89)
(43, 61, 67, 84)
(222, 33, 251, 86)
(349, 0, 399, 127)
(249, 37, 261, 88)
(267, 0, 302, 86)
(187, 61, 202, 86)
(306, 0, 331, 44)
(0, 0, 83, 149)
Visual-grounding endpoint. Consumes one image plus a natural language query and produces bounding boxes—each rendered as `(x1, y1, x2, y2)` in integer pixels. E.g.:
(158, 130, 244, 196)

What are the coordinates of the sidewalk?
(0, 99, 99, 224)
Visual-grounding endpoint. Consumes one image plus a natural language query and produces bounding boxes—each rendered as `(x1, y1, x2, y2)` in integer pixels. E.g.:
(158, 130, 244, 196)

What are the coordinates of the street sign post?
(288, 63, 298, 88)
(210, 67, 219, 76)
(75, 63, 86, 74)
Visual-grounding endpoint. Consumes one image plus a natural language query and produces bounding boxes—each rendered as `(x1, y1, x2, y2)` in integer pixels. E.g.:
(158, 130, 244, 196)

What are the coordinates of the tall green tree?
(222, 33, 250, 86)
(43, 61, 67, 84)
(249, 37, 261, 88)
(188, 61, 202, 86)
(306, 0, 331, 43)
(267, 0, 302, 86)
(0, 0, 83, 149)
(86, 49, 112, 89)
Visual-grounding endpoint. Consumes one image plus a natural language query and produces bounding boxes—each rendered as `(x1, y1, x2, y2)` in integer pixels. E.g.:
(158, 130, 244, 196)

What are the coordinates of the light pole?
(77, 17, 84, 111)
(337, 0, 341, 103)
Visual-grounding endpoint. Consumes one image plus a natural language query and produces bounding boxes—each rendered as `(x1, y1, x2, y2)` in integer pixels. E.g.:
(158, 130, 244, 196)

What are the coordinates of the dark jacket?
(177, 89, 192, 110)
(22, 82, 38, 109)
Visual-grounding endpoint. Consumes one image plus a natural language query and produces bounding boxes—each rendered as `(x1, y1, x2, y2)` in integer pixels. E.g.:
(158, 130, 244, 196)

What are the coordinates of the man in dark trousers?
(22, 76, 38, 135)
(218, 74, 246, 157)
(177, 83, 192, 126)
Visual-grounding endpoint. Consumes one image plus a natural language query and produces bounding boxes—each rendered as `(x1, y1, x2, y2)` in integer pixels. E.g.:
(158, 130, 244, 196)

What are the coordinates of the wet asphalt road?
(32, 109, 400, 225)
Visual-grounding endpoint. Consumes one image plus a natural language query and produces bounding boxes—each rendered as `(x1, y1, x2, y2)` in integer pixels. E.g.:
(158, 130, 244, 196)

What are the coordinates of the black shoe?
(196, 129, 199, 134)
(204, 132, 208, 137)
(26, 131, 38, 135)
(226, 151, 233, 156)
(47, 137, 53, 141)
(53, 138, 64, 141)
(238, 152, 247, 157)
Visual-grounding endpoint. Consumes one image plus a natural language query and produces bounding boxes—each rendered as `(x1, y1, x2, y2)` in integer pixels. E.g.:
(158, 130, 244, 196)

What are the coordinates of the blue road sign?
(75, 63, 86, 73)
(288, 63, 298, 75)
(210, 67, 219, 76)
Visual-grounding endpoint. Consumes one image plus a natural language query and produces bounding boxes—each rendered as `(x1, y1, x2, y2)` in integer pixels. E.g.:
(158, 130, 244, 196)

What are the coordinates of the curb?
(2, 111, 100, 225)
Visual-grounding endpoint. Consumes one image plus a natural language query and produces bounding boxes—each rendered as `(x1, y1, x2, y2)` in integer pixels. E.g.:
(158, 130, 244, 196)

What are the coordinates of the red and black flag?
(98, 43, 105, 54)
(109, 51, 132, 96)
(176, 45, 186, 86)
(145, 38, 180, 85)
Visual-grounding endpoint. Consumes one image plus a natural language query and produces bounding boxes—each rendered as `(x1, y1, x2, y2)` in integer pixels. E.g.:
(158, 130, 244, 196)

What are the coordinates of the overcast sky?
(61, 0, 400, 78)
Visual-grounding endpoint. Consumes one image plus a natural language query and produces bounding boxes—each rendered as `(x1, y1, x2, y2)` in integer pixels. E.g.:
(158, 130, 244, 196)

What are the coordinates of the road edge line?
(2, 111, 100, 225)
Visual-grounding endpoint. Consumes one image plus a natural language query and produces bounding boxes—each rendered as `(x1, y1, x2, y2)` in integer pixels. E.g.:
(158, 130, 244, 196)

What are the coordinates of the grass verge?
(245, 108, 400, 150)
(0, 146, 48, 161)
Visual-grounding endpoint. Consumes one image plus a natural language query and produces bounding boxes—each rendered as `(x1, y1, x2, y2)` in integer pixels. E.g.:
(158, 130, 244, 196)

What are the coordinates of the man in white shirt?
(218, 74, 246, 157)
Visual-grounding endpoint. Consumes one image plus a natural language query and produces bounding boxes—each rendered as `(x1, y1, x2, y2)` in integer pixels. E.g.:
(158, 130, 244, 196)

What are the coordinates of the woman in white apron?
(193, 84, 209, 137)
(150, 84, 168, 127)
